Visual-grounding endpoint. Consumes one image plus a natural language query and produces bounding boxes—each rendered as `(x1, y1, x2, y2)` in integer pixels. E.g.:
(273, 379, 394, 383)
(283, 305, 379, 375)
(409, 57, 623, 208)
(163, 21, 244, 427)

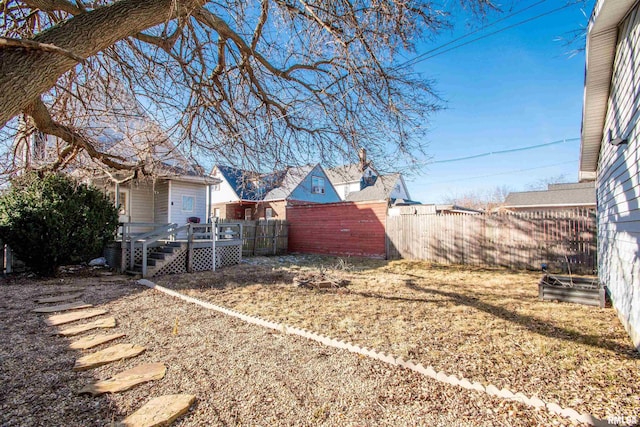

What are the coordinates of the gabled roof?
(215, 165, 276, 201)
(345, 173, 401, 202)
(580, 0, 637, 179)
(214, 164, 320, 202)
(325, 164, 364, 184)
(503, 182, 595, 208)
(263, 164, 315, 201)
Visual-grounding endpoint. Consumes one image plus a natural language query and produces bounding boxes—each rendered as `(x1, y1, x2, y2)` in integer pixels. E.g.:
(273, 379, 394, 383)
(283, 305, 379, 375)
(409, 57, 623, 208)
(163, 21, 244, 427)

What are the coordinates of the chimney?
(358, 147, 367, 171)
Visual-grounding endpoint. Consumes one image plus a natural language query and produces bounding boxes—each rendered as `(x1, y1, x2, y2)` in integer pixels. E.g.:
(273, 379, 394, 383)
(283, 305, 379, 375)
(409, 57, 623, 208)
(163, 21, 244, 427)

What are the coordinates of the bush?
(0, 173, 119, 276)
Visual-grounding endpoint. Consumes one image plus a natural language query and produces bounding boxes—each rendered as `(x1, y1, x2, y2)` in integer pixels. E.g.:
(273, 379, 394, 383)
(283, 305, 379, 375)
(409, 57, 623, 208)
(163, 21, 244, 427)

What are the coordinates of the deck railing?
(120, 222, 243, 276)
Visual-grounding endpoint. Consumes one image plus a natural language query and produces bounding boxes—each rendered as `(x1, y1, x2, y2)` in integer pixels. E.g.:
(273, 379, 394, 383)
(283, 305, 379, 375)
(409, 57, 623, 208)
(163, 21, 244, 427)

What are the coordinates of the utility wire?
(396, 1, 581, 70)
(396, 0, 549, 70)
(425, 160, 578, 185)
(431, 137, 580, 164)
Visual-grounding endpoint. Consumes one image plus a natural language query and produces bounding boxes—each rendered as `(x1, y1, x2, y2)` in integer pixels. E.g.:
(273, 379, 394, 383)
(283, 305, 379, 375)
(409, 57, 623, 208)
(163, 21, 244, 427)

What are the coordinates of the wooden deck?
(106, 222, 244, 277)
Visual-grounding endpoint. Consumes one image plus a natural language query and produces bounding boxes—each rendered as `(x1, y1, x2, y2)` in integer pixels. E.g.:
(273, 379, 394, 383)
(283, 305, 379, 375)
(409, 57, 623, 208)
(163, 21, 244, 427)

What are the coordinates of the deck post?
(212, 222, 217, 271)
(141, 241, 148, 277)
(187, 223, 194, 273)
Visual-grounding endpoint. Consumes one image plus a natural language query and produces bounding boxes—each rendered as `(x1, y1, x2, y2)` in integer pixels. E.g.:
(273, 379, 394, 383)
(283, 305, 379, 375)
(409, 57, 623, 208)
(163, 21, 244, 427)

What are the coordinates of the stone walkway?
(34, 289, 195, 426)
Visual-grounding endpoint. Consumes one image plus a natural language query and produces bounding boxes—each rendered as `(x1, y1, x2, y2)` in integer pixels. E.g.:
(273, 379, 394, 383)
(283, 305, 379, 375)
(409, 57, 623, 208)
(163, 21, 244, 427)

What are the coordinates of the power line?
(396, 0, 549, 70)
(425, 160, 577, 185)
(396, 1, 581, 70)
(431, 137, 580, 164)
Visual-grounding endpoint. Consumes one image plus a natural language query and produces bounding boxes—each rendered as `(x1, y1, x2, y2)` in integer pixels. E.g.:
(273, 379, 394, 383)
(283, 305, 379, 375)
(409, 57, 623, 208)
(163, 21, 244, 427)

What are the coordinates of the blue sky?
(404, 0, 595, 204)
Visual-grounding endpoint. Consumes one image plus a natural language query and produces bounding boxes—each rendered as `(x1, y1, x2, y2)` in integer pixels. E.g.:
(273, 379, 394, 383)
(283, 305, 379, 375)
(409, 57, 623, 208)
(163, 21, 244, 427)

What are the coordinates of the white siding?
(334, 182, 361, 200)
(598, 5, 640, 349)
(210, 169, 241, 203)
(154, 181, 169, 224)
(169, 180, 207, 224)
(129, 181, 154, 223)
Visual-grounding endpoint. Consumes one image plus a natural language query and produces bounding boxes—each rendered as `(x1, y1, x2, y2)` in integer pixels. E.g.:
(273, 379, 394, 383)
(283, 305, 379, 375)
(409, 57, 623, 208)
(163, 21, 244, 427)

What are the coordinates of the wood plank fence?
(220, 219, 288, 256)
(386, 209, 597, 274)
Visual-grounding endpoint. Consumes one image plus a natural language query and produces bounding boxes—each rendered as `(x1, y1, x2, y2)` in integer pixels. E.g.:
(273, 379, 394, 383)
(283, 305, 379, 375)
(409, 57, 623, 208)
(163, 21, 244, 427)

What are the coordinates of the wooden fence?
(386, 209, 597, 274)
(220, 219, 288, 256)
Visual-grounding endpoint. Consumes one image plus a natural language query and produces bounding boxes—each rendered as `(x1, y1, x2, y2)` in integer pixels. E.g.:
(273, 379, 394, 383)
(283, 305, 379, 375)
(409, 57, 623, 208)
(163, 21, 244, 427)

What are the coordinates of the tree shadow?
(396, 276, 638, 358)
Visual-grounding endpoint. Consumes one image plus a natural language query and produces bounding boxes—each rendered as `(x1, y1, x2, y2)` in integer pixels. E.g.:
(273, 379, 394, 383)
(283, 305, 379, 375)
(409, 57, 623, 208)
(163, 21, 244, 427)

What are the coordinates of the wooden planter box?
(538, 274, 607, 308)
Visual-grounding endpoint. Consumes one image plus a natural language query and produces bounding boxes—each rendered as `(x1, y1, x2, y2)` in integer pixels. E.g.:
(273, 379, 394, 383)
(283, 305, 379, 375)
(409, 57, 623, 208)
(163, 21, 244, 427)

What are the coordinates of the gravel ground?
(0, 270, 587, 426)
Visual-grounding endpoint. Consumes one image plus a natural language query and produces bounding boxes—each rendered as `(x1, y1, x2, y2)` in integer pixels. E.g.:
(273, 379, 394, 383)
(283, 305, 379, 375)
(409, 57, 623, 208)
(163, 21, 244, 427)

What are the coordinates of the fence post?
(252, 220, 258, 256)
(187, 223, 194, 273)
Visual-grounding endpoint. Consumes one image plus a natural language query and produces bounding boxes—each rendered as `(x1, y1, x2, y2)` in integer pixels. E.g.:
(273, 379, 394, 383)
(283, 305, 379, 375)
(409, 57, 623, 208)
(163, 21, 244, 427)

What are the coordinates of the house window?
(212, 183, 220, 191)
(244, 208, 252, 220)
(213, 208, 221, 218)
(265, 207, 273, 219)
(182, 195, 195, 212)
(311, 176, 325, 194)
(108, 191, 128, 215)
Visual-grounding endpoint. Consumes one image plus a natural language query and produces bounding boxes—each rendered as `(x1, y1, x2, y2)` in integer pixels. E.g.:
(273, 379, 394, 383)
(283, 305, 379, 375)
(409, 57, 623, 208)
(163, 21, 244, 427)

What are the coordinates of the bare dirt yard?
(1, 256, 638, 426)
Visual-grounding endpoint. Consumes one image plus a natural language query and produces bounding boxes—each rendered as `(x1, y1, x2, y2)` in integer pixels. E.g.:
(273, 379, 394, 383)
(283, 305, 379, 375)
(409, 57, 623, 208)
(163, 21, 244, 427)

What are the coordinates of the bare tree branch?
(1, 0, 502, 178)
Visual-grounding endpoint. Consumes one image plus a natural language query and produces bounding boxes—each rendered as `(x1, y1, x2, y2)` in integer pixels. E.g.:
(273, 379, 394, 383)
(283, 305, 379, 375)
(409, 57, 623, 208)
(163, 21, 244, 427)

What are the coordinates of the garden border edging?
(137, 279, 612, 427)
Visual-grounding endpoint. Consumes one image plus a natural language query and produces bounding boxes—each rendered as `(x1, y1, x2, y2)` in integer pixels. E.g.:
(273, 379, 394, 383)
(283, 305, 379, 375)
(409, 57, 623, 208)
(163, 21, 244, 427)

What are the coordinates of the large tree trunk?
(0, 0, 192, 127)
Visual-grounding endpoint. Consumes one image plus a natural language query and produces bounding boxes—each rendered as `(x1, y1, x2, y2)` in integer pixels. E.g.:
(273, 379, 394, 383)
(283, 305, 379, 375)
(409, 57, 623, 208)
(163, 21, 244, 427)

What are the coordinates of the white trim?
(580, 0, 638, 174)
(167, 180, 172, 223)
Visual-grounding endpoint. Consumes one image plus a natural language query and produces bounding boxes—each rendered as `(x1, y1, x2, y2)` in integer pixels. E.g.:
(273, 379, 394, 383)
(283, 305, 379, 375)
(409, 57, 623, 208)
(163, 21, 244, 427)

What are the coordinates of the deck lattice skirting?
(137, 279, 613, 427)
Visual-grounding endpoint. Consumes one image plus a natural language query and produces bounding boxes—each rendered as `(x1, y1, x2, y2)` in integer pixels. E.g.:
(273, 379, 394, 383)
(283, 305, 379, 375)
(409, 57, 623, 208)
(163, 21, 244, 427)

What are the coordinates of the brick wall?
(287, 201, 387, 258)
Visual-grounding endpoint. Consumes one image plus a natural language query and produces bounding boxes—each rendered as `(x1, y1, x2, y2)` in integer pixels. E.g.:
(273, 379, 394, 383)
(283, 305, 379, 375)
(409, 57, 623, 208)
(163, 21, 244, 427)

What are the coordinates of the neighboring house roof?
(263, 164, 315, 201)
(503, 182, 596, 209)
(215, 165, 273, 201)
(214, 164, 326, 202)
(345, 173, 400, 202)
(325, 164, 364, 184)
(580, 0, 636, 180)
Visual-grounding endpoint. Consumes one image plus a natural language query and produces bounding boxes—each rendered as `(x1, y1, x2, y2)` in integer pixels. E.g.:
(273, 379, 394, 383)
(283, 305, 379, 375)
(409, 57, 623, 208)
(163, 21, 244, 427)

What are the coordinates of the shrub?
(0, 173, 119, 276)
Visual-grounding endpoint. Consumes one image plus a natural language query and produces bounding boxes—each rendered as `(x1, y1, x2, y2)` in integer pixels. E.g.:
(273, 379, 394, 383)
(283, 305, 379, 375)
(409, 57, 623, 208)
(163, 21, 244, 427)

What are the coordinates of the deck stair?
(126, 241, 186, 276)
(118, 222, 243, 277)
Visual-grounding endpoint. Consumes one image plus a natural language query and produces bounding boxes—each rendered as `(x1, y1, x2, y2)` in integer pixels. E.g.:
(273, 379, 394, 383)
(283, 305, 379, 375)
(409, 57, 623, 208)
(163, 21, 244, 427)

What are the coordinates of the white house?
(580, 0, 640, 350)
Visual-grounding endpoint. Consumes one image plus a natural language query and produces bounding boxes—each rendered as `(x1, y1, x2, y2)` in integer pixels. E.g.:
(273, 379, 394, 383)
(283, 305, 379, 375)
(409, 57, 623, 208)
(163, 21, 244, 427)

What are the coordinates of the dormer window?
(311, 176, 325, 194)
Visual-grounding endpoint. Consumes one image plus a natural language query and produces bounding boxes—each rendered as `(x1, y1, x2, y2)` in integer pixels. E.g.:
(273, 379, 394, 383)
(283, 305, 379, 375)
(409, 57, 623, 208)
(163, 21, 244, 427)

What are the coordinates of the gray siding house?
(580, 0, 640, 350)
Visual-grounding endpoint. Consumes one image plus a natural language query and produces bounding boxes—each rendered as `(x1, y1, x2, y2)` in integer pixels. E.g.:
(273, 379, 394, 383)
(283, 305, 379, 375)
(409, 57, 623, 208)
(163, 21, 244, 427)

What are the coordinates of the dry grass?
(1, 256, 638, 426)
(158, 255, 640, 420)
(1, 268, 580, 427)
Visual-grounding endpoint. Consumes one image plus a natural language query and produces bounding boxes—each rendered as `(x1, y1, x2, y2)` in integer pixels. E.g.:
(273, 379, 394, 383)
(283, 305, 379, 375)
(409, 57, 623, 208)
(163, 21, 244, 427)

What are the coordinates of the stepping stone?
(55, 317, 116, 336)
(35, 292, 84, 304)
(45, 308, 107, 326)
(69, 332, 126, 350)
(117, 394, 196, 427)
(33, 301, 92, 313)
(73, 343, 146, 371)
(78, 363, 166, 396)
